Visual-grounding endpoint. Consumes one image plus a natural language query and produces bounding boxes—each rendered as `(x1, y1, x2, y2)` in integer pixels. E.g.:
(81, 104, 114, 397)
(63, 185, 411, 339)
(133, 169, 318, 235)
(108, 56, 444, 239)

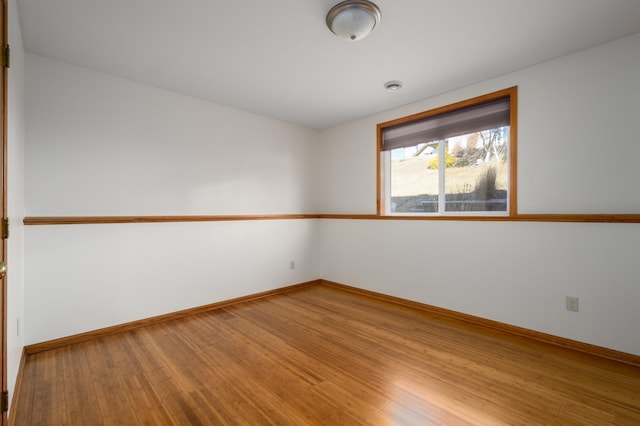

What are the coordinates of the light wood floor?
(11, 285, 640, 425)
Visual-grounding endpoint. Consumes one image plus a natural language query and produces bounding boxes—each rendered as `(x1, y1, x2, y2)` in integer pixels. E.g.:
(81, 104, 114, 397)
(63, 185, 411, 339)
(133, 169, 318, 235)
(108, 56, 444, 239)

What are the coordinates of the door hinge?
(0, 390, 8, 413)
(1, 218, 8, 239)
(2, 45, 9, 69)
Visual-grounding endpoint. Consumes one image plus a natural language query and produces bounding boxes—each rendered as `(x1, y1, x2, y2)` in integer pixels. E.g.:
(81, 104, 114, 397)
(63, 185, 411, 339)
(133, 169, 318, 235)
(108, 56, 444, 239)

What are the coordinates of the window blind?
(382, 97, 510, 151)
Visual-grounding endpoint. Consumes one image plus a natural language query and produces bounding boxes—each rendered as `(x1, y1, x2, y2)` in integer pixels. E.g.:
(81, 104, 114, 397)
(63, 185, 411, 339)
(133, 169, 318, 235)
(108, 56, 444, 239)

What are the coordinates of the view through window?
(379, 88, 516, 216)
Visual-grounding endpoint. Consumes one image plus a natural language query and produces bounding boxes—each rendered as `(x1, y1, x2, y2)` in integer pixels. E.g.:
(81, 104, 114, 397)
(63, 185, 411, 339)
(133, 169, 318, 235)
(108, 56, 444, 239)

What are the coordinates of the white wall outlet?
(290, 261, 295, 270)
(566, 296, 579, 312)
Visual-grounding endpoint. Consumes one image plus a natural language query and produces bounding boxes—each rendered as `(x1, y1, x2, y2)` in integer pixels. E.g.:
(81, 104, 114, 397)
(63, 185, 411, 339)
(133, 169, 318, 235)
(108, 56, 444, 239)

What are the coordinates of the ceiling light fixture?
(384, 80, 403, 92)
(326, 0, 381, 41)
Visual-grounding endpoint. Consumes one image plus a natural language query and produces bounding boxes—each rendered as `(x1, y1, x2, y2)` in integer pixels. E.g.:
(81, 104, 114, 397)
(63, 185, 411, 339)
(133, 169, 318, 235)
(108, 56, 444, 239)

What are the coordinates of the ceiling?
(16, 0, 640, 130)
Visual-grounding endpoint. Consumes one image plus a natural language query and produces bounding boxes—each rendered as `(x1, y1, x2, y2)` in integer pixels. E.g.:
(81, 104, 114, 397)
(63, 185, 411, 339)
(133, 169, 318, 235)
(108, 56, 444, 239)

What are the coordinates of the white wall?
(318, 33, 640, 355)
(25, 219, 319, 344)
(319, 220, 640, 355)
(24, 55, 320, 343)
(25, 54, 320, 216)
(7, 0, 25, 411)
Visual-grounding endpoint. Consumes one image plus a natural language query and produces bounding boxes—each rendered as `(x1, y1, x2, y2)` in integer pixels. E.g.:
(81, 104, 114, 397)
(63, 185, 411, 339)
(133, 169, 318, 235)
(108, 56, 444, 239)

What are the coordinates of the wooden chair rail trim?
(318, 214, 640, 223)
(23, 213, 640, 225)
(24, 280, 320, 355)
(23, 214, 320, 225)
(22, 279, 640, 368)
(320, 280, 640, 368)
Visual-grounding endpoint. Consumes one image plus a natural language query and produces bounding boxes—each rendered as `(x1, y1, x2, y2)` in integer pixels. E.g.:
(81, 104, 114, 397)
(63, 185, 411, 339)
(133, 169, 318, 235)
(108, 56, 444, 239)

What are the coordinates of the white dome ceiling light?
(326, 0, 381, 41)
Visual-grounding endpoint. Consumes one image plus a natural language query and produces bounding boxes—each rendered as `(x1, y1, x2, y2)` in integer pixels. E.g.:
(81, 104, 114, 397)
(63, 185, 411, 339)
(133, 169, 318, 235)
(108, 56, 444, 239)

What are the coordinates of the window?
(378, 87, 517, 216)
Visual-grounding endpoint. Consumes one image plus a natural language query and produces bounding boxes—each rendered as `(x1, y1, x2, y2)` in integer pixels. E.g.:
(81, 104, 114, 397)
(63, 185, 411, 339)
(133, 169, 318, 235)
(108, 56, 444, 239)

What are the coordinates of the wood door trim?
(1, 0, 7, 423)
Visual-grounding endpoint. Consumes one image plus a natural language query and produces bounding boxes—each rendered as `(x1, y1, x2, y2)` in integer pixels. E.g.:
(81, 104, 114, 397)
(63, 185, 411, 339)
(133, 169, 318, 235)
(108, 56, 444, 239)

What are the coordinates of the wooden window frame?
(377, 87, 518, 218)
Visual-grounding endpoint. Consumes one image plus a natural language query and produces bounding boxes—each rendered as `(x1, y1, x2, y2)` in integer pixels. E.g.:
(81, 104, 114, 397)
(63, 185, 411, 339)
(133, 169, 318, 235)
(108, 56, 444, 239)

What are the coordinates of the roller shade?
(382, 97, 510, 151)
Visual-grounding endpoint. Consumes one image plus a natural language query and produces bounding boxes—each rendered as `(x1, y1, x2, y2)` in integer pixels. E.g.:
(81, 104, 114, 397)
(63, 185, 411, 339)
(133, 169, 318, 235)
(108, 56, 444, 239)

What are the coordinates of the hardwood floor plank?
(557, 400, 615, 425)
(193, 314, 365, 424)
(11, 285, 640, 425)
(267, 290, 564, 422)
(61, 346, 102, 425)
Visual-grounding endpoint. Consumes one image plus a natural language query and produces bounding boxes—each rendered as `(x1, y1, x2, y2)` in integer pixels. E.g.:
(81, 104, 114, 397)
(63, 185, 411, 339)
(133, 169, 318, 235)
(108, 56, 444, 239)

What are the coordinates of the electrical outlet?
(566, 296, 579, 312)
(290, 261, 295, 270)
